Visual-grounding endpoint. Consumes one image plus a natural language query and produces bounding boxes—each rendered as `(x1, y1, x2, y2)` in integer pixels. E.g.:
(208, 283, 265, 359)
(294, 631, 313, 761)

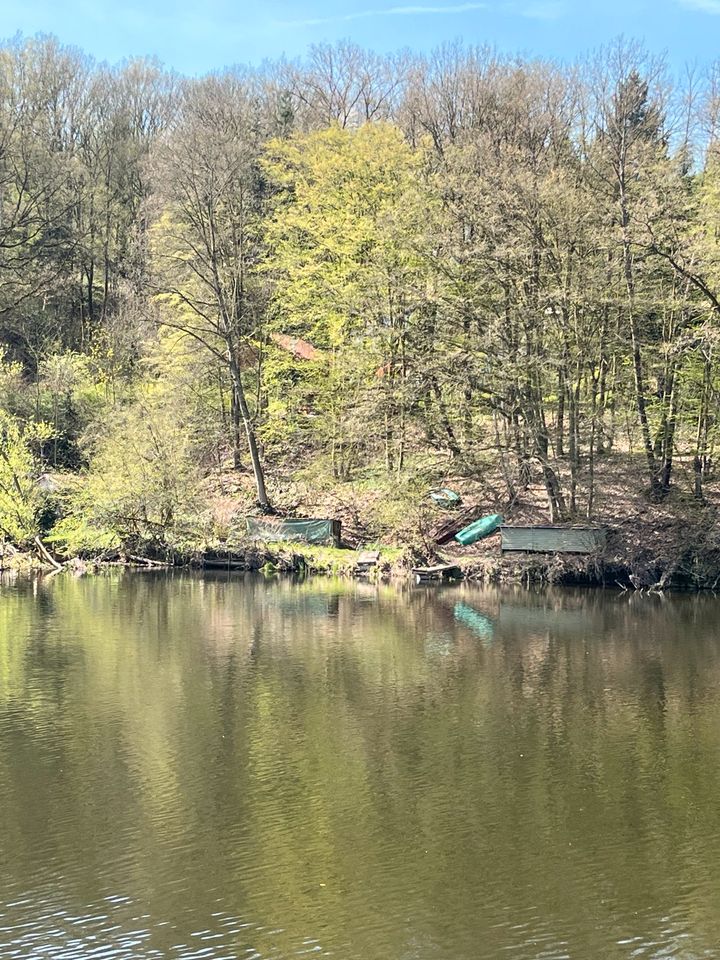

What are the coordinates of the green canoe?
(454, 513, 504, 547)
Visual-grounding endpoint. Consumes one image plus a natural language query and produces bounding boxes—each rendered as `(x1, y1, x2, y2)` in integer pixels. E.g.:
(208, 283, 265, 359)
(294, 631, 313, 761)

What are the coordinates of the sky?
(0, 0, 718, 76)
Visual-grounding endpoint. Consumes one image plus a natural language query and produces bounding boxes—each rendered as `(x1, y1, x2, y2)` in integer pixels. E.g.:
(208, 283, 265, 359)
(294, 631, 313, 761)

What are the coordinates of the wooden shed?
(500, 525, 606, 555)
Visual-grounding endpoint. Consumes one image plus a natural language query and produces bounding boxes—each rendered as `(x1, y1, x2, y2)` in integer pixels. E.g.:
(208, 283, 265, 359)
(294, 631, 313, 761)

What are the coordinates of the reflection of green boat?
(454, 602, 495, 643)
(454, 513, 503, 546)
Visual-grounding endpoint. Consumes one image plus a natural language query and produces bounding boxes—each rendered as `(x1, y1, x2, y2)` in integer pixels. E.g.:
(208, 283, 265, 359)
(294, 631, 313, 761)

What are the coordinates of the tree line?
(1, 34, 720, 552)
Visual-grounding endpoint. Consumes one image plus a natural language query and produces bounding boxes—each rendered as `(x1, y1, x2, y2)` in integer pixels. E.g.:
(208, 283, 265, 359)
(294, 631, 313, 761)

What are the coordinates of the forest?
(1, 34, 720, 574)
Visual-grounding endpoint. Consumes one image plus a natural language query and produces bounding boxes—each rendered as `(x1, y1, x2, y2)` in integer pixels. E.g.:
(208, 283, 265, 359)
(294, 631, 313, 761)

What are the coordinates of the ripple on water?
(3, 577, 720, 958)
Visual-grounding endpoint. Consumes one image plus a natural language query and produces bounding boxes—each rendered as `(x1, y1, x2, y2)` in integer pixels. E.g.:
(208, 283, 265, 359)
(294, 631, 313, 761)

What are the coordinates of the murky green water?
(2, 572, 720, 959)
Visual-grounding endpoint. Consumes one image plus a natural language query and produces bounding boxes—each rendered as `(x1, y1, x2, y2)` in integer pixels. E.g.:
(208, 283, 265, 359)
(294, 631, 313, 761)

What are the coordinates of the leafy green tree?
(263, 122, 441, 478)
(0, 413, 49, 544)
(50, 387, 203, 557)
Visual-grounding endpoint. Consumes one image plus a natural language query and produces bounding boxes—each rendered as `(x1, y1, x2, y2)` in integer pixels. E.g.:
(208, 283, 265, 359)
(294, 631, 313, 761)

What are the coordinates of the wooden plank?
(412, 563, 462, 581)
(357, 550, 380, 565)
(354, 550, 380, 577)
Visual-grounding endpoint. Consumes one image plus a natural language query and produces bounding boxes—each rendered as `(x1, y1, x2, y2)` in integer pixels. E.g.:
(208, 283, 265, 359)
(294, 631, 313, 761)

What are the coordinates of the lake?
(1, 572, 720, 959)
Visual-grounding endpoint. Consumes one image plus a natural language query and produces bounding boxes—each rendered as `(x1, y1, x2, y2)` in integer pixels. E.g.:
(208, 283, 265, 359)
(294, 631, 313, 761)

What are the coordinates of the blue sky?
(0, 0, 717, 75)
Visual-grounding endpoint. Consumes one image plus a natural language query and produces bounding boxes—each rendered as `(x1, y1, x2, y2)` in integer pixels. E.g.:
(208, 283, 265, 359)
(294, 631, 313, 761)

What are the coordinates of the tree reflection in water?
(1, 572, 719, 960)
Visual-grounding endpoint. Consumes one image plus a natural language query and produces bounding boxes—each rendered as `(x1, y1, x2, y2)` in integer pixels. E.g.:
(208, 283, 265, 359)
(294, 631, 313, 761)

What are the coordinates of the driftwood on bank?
(127, 554, 171, 567)
(33, 536, 63, 571)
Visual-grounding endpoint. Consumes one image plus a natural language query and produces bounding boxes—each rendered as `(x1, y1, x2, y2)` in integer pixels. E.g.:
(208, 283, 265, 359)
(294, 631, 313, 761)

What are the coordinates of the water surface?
(1, 572, 720, 959)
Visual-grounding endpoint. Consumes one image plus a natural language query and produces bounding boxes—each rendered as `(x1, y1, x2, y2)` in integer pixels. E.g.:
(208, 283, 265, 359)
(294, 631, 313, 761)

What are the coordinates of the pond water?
(1, 572, 720, 960)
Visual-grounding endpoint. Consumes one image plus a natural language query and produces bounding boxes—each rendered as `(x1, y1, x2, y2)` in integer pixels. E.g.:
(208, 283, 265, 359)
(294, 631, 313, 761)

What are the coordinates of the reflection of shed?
(497, 604, 592, 638)
(501, 526, 606, 554)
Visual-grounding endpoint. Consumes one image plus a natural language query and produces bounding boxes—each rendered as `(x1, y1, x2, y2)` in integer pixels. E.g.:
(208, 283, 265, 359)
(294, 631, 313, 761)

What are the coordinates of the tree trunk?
(693, 354, 712, 500)
(619, 175, 659, 496)
(556, 367, 566, 458)
(229, 356, 270, 508)
(230, 385, 243, 470)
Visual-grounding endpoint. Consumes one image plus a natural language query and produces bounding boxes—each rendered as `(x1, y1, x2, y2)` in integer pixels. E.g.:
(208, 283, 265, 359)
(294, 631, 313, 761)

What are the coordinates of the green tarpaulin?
(429, 488, 462, 507)
(246, 517, 341, 546)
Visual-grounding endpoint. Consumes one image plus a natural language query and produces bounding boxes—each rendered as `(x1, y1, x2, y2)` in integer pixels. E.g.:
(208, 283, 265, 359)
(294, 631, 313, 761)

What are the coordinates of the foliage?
(0, 413, 51, 544)
(263, 123, 442, 477)
(2, 36, 720, 555)
(48, 388, 204, 557)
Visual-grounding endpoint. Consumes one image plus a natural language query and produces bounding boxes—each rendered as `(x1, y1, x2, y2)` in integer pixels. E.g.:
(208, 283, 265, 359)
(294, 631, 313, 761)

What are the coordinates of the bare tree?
(149, 71, 271, 508)
(282, 42, 407, 130)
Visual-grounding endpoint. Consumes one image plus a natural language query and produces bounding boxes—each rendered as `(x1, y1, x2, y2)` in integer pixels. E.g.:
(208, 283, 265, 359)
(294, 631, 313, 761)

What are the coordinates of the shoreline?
(3, 538, 719, 592)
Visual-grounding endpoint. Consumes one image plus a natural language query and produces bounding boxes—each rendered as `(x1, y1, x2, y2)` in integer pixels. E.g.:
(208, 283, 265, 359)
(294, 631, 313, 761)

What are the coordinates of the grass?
(259, 541, 407, 576)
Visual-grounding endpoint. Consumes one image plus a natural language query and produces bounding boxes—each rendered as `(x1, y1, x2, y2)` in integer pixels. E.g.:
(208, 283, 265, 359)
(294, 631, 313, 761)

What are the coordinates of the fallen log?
(33, 536, 63, 572)
(127, 554, 171, 567)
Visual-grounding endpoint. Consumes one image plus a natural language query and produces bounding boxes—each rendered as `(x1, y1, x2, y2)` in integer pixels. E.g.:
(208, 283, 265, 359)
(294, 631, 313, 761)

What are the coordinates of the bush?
(0, 413, 51, 546)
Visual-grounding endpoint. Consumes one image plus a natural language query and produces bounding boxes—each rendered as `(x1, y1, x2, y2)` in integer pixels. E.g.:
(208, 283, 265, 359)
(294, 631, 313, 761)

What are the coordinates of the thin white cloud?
(278, 3, 488, 27)
(679, 0, 720, 11)
(518, 1, 564, 19)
